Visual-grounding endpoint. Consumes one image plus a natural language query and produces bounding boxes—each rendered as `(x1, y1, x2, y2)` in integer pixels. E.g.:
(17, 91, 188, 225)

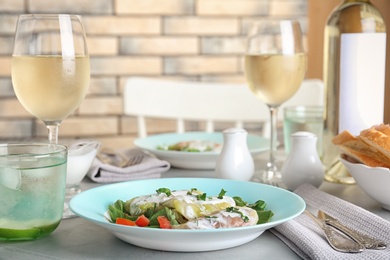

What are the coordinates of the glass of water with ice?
(0, 143, 67, 241)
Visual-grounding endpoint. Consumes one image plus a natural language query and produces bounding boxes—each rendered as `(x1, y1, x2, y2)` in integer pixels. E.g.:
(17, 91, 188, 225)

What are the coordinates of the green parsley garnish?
(248, 200, 267, 211)
(218, 189, 227, 199)
(233, 196, 247, 206)
(187, 188, 198, 195)
(156, 188, 172, 196)
(226, 207, 249, 222)
(196, 193, 207, 201)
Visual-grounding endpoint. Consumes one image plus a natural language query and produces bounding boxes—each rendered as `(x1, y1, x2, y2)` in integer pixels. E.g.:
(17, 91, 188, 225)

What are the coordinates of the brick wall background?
(0, 0, 308, 149)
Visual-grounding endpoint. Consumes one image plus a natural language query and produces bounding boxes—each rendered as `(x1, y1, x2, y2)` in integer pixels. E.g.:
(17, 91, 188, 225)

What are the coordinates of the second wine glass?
(11, 14, 90, 144)
(244, 20, 307, 184)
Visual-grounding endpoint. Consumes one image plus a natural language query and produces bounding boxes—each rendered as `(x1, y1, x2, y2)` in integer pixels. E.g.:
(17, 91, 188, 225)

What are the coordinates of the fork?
(97, 149, 144, 167)
(124, 155, 144, 167)
(317, 210, 387, 250)
(304, 210, 365, 253)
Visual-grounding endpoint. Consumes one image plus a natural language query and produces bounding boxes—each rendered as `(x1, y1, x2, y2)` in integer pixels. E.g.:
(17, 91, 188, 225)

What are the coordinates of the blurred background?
(0, 0, 389, 149)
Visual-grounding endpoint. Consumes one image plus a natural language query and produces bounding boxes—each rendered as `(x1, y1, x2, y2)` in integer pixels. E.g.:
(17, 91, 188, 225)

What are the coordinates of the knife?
(317, 210, 387, 250)
(304, 210, 365, 253)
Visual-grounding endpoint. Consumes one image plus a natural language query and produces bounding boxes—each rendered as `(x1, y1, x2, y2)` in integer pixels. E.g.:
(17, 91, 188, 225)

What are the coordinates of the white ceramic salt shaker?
(281, 131, 324, 190)
(215, 128, 254, 181)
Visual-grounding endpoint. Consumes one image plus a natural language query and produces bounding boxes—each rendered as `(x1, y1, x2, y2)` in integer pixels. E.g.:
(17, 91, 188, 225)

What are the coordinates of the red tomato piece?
(135, 215, 150, 227)
(157, 216, 172, 229)
(116, 218, 136, 226)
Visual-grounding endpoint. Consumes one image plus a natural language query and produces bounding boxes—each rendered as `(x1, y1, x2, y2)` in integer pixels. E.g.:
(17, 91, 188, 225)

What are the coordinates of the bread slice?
(332, 130, 390, 168)
(358, 125, 390, 162)
(373, 123, 390, 136)
(332, 130, 357, 145)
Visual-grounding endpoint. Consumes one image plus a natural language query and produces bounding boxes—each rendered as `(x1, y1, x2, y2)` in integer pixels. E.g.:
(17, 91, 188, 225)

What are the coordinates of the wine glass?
(11, 14, 90, 218)
(11, 14, 90, 144)
(244, 20, 307, 185)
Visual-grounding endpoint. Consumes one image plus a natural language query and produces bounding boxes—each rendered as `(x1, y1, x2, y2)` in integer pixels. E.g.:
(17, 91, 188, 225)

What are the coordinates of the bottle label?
(339, 33, 386, 135)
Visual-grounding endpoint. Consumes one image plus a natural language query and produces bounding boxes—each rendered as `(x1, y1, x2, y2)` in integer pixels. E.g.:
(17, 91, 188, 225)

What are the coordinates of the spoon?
(304, 210, 365, 253)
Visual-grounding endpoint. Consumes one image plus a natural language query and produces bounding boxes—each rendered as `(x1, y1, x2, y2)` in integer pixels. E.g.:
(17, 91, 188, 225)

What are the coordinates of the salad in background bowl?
(157, 140, 222, 153)
(134, 132, 269, 169)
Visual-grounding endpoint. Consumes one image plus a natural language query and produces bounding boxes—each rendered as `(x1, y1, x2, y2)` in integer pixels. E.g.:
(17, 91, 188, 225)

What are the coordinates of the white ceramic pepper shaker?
(281, 131, 324, 190)
(215, 128, 254, 181)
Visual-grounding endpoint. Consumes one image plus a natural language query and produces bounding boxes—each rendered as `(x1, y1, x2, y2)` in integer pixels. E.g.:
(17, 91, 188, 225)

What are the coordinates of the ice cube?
(0, 167, 22, 190)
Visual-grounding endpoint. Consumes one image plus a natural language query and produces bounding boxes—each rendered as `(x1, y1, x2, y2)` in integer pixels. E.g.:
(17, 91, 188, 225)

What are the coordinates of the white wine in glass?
(245, 20, 307, 184)
(12, 14, 90, 144)
(12, 14, 90, 219)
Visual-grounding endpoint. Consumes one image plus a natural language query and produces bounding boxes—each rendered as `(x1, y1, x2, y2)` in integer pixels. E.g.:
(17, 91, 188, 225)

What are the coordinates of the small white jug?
(281, 131, 324, 190)
(215, 128, 254, 181)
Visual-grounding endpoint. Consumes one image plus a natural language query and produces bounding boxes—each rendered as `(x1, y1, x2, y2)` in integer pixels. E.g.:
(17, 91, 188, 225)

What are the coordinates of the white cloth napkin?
(87, 148, 170, 183)
(270, 183, 390, 260)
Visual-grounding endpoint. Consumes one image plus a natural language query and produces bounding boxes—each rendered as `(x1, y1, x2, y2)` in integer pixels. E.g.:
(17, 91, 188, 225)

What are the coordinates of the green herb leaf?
(256, 210, 274, 224)
(187, 188, 198, 195)
(233, 196, 247, 206)
(248, 200, 266, 211)
(218, 189, 227, 199)
(156, 188, 172, 196)
(184, 148, 201, 152)
(196, 193, 207, 201)
(225, 207, 249, 222)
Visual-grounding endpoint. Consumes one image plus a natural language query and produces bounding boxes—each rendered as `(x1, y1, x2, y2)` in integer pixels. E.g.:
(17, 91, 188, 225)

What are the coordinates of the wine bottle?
(323, 0, 386, 184)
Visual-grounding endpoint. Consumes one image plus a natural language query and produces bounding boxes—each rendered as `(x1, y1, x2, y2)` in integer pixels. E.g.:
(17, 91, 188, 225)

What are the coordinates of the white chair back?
(123, 77, 324, 138)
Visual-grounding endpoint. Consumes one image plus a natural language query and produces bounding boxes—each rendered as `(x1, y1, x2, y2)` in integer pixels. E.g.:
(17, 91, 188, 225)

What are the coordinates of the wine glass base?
(62, 185, 82, 219)
(252, 170, 285, 188)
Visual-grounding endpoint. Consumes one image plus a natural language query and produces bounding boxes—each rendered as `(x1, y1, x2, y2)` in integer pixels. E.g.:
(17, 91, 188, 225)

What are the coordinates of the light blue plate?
(134, 132, 269, 169)
(70, 178, 305, 252)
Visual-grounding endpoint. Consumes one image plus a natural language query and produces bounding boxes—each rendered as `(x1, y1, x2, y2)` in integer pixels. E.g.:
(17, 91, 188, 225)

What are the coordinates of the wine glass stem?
(46, 123, 60, 144)
(267, 106, 279, 176)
